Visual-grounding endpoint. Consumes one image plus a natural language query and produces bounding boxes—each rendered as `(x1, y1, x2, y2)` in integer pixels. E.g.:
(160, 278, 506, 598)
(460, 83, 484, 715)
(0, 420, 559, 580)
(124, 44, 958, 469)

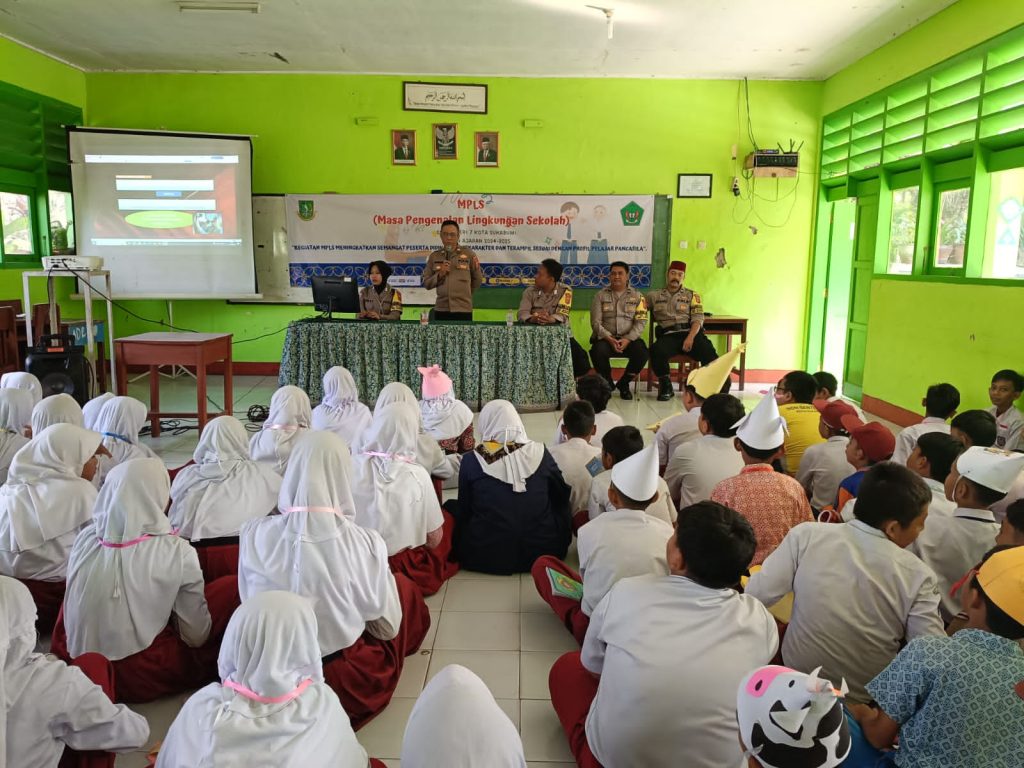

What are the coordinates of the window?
(983, 167, 1024, 279)
(0, 192, 34, 257)
(934, 187, 970, 269)
(48, 190, 75, 254)
(888, 186, 919, 274)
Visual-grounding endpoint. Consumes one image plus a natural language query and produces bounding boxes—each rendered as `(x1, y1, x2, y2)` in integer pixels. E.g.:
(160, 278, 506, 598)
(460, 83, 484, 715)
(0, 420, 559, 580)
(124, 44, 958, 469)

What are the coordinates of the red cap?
(815, 399, 857, 430)
(841, 417, 895, 462)
(668, 260, 687, 273)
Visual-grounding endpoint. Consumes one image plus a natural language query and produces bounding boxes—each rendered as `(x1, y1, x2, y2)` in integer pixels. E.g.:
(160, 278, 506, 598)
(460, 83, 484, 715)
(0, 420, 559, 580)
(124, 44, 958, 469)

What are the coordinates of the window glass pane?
(983, 167, 1024, 280)
(888, 186, 919, 274)
(935, 187, 970, 268)
(0, 192, 33, 256)
(48, 190, 75, 254)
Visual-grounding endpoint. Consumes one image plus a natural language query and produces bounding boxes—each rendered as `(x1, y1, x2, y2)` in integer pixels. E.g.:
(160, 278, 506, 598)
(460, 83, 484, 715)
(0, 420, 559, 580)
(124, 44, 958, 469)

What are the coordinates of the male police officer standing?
(589, 261, 648, 400)
(518, 258, 590, 378)
(422, 220, 484, 320)
(647, 260, 719, 401)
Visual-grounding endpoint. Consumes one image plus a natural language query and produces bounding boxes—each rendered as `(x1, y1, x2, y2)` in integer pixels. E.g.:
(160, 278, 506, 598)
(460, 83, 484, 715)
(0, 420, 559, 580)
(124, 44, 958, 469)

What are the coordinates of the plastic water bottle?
(420, 310, 428, 326)
(506, 311, 514, 327)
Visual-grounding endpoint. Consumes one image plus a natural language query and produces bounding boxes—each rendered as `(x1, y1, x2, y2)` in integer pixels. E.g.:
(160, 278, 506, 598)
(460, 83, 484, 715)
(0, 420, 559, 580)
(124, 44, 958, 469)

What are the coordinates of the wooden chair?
(644, 322, 699, 392)
(30, 302, 61, 345)
(0, 307, 19, 374)
(0, 299, 23, 316)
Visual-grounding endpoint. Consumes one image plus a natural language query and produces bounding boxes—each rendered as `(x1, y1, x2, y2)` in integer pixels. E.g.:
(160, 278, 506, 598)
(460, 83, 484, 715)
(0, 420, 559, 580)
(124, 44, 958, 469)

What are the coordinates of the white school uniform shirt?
(239, 431, 403, 657)
(746, 520, 945, 703)
(548, 437, 602, 514)
(989, 405, 1024, 451)
(922, 477, 955, 518)
(665, 434, 744, 509)
(577, 508, 672, 616)
(552, 409, 624, 449)
(588, 470, 675, 525)
(654, 407, 700, 466)
(1, 576, 149, 767)
(64, 459, 213, 660)
(891, 417, 950, 466)
(909, 507, 1000, 622)
(157, 591, 368, 768)
(795, 435, 855, 511)
(582, 574, 778, 768)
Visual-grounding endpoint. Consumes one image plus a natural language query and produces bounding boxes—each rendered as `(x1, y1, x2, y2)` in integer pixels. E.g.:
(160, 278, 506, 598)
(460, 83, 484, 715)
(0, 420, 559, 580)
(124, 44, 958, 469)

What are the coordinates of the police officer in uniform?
(589, 261, 649, 400)
(358, 260, 403, 321)
(518, 258, 590, 378)
(647, 260, 719, 401)
(422, 219, 484, 320)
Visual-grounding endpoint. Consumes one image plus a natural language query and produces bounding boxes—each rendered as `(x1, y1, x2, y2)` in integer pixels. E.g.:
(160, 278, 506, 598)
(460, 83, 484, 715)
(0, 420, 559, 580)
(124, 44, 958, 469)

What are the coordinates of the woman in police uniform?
(359, 260, 403, 321)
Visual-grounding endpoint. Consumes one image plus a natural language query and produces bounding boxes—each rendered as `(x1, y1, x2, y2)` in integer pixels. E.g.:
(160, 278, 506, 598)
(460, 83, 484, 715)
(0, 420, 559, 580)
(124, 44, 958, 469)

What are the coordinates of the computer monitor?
(311, 276, 360, 316)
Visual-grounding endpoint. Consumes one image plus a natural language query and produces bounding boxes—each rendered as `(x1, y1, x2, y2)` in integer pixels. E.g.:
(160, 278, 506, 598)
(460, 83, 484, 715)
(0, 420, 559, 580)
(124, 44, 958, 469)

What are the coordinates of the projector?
(41, 256, 104, 271)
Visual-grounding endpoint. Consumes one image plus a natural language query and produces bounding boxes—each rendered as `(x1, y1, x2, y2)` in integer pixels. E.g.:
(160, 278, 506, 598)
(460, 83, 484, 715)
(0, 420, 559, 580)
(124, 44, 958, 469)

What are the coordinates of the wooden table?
(703, 315, 748, 390)
(115, 332, 232, 437)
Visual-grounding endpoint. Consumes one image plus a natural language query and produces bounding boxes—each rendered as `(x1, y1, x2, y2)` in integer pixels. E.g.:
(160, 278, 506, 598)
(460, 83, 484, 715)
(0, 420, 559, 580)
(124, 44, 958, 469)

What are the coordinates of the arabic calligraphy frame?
(403, 81, 488, 114)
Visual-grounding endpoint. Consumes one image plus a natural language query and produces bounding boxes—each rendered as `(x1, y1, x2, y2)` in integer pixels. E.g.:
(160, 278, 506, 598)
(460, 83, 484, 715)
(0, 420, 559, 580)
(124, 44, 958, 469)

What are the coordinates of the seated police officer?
(588, 261, 648, 400)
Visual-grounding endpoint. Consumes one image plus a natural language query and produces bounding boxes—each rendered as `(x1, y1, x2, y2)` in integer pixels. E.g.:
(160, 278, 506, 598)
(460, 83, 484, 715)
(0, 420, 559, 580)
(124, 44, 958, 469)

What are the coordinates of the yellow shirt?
(779, 403, 826, 475)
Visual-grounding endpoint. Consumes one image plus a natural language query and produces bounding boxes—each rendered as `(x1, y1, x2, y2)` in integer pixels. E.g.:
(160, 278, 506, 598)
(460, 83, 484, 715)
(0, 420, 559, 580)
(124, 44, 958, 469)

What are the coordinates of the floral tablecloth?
(279, 320, 575, 411)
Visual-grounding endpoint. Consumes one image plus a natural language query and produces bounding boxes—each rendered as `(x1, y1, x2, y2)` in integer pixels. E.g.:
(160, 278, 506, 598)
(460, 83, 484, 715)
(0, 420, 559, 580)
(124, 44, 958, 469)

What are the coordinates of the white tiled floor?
(110, 373, 895, 767)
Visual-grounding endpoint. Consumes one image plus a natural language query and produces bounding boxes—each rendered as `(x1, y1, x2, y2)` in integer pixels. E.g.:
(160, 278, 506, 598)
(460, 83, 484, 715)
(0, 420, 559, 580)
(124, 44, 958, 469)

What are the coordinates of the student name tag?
(586, 457, 603, 477)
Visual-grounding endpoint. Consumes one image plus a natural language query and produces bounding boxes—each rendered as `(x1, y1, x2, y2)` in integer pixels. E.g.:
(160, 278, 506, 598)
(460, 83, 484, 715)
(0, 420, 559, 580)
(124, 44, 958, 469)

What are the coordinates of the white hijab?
(0, 424, 100, 553)
(419, 379, 474, 442)
(249, 386, 312, 474)
(1, 372, 42, 407)
(239, 431, 397, 656)
(82, 392, 114, 431)
(474, 400, 544, 493)
(169, 416, 282, 541)
(310, 366, 372, 440)
(402, 664, 527, 768)
(31, 393, 84, 436)
(94, 396, 158, 484)
(351, 403, 443, 556)
(0, 575, 36, 766)
(64, 458, 194, 660)
(0, 390, 32, 484)
(156, 590, 367, 768)
(369, 382, 446, 474)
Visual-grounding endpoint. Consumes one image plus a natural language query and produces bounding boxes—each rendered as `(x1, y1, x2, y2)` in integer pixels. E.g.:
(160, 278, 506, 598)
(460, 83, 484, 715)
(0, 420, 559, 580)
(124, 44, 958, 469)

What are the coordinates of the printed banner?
(285, 193, 655, 288)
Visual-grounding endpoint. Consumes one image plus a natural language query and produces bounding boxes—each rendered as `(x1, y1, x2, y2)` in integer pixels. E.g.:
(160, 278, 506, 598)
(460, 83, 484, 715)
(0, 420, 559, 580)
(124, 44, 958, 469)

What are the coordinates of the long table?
(279, 319, 576, 411)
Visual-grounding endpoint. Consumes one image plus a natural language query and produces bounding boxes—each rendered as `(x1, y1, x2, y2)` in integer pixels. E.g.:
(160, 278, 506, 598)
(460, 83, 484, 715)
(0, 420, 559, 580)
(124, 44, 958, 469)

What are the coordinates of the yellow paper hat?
(686, 343, 746, 399)
(978, 546, 1024, 625)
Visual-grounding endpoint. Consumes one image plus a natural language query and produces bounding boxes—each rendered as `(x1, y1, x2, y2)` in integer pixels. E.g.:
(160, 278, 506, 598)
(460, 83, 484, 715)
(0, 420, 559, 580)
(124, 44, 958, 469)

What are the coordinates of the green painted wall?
(82, 72, 822, 365)
(0, 36, 85, 107)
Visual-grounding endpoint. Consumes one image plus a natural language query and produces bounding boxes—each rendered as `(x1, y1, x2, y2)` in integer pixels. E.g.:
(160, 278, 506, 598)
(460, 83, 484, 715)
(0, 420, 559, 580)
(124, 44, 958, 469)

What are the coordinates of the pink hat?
(418, 365, 453, 399)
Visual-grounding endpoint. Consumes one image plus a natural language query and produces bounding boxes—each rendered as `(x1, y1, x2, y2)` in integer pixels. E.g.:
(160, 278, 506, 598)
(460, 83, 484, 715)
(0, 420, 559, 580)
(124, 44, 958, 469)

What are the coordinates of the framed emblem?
(297, 199, 315, 221)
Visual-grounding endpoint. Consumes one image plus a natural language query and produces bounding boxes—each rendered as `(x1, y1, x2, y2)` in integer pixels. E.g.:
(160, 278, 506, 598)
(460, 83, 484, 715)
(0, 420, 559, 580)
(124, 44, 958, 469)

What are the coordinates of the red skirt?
(323, 572, 430, 730)
(58, 654, 117, 768)
(52, 576, 241, 704)
(388, 510, 459, 596)
(192, 540, 241, 583)
(20, 577, 66, 636)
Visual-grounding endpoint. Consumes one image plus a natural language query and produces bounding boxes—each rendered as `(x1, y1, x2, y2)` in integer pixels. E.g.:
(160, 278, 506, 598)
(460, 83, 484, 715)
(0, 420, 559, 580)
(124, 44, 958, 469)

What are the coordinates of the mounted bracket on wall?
(355, 117, 379, 126)
(523, 119, 544, 128)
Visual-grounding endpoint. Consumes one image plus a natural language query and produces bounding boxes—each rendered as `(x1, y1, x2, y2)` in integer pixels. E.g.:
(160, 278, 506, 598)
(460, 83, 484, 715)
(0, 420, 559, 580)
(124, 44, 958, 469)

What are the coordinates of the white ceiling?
(0, 0, 958, 79)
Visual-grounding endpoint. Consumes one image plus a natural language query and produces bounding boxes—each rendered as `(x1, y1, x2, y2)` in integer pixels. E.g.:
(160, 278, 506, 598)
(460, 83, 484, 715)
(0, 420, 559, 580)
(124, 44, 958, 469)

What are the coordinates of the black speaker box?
(25, 334, 90, 406)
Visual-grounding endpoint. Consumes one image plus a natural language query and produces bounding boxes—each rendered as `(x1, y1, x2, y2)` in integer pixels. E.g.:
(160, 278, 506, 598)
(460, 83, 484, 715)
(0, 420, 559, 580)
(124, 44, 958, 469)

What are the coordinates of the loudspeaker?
(25, 334, 90, 406)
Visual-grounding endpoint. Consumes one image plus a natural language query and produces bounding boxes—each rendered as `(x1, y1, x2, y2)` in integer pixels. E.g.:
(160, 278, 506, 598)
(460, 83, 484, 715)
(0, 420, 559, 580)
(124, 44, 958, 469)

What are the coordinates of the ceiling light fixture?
(177, 1, 261, 13)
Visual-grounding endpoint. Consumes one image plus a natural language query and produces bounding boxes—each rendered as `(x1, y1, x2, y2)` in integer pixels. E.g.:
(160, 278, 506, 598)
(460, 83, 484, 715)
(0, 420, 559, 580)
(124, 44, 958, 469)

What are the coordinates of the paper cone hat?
(733, 387, 788, 450)
(686, 343, 746, 399)
(978, 546, 1024, 625)
(956, 446, 1024, 494)
(611, 442, 659, 501)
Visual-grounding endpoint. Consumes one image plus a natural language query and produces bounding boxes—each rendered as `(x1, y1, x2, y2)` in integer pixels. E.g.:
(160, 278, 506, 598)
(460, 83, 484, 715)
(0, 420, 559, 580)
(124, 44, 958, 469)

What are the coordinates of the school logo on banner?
(298, 200, 316, 221)
(620, 201, 644, 226)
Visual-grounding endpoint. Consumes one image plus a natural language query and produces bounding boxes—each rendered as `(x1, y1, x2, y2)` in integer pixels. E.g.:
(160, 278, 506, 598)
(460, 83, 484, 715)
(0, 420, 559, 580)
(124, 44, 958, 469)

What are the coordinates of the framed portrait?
(677, 173, 713, 198)
(474, 131, 499, 167)
(433, 123, 457, 160)
(391, 130, 416, 165)
(404, 81, 488, 114)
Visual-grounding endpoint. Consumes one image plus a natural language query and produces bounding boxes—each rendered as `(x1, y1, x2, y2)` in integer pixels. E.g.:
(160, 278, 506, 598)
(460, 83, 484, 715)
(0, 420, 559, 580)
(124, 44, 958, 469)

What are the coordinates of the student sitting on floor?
(1, 576, 150, 768)
(82, 392, 114, 432)
(93, 395, 160, 486)
(548, 501, 778, 768)
(0, 389, 32, 483)
(447, 400, 571, 575)
(418, 364, 475, 483)
(796, 400, 856, 514)
(533, 442, 672, 645)
(950, 408, 997, 449)
(847, 546, 1024, 767)
(836, 419, 896, 520)
(587, 426, 675, 526)
(997, 499, 1024, 547)
(1, 371, 43, 407)
(746, 462, 945, 703)
(368, 382, 450, 480)
(814, 370, 867, 420)
(891, 382, 959, 465)
(156, 591, 376, 768)
(736, 665, 851, 768)
(988, 368, 1024, 451)
(0, 424, 107, 633)
(775, 371, 827, 474)
(54, 458, 240, 704)
(401, 664, 527, 768)
(552, 374, 623, 448)
(239, 431, 429, 729)
(351, 403, 457, 596)
(249, 385, 313, 475)
(904, 431, 962, 519)
(713, 389, 812, 565)
(547, 400, 602, 523)
(31, 392, 84, 435)
(311, 366, 373, 441)
(909, 445, 1022, 623)
(665, 393, 745, 509)
(168, 415, 282, 581)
